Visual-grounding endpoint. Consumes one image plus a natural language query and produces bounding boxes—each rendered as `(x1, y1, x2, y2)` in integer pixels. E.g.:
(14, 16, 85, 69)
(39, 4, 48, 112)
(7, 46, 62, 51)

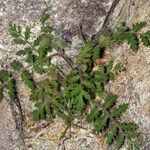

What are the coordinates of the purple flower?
(61, 32, 70, 41)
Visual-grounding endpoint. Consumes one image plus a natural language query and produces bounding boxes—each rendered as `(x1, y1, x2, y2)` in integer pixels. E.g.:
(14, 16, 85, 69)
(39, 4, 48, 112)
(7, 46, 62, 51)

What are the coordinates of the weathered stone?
(0, 99, 24, 150)
(0, 0, 150, 149)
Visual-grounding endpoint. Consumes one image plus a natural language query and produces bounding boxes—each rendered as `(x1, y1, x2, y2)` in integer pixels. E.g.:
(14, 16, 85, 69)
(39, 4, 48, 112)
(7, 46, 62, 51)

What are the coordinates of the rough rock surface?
(0, 0, 150, 149)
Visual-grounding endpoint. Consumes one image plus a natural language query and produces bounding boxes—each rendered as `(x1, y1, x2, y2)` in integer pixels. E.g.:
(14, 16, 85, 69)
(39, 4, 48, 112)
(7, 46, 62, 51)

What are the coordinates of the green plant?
(0, 9, 150, 149)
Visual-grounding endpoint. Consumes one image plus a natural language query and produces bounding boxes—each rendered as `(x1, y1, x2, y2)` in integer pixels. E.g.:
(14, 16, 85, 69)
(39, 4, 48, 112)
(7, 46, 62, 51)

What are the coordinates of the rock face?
(0, 99, 24, 150)
(0, 0, 150, 149)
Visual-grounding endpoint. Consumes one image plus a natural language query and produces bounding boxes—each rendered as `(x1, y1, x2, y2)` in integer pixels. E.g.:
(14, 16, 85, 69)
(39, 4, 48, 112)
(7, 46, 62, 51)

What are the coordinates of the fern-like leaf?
(9, 23, 27, 44)
(114, 63, 122, 72)
(119, 122, 139, 131)
(81, 41, 93, 58)
(126, 132, 140, 139)
(9, 23, 21, 38)
(26, 53, 38, 63)
(107, 60, 113, 72)
(0, 70, 10, 81)
(13, 38, 26, 45)
(106, 125, 118, 144)
(6, 78, 16, 101)
(107, 72, 115, 81)
(76, 93, 85, 111)
(24, 26, 31, 40)
(33, 102, 51, 121)
(140, 31, 150, 47)
(29, 89, 39, 101)
(10, 60, 23, 71)
(92, 47, 100, 61)
(40, 8, 50, 25)
(86, 105, 100, 122)
(115, 134, 125, 149)
(114, 32, 138, 50)
(94, 115, 108, 133)
(112, 103, 128, 118)
(21, 70, 34, 89)
(103, 95, 118, 109)
(82, 90, 91, 100)
(132, 22, 146, 32)
(16, 47, 32, 56)
(42, 26, 53, 33)
(82, 80, 95, 89)
(33, 65, 45, 74)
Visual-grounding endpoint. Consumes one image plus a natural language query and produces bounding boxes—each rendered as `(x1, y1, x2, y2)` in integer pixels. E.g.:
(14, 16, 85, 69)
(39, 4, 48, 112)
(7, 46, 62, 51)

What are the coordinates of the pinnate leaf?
(86, 105, 100, 122)
(104, 95, 118, 109)
(33, 102, 51, 121)
(119, 122, 139, 131)
(132, 22, 146, 32)
(106, 125, 118, 144)
(0, 70, 11, 81)
(10, 60, 23, 71)
(112, 103, 128, 118)
(115, 134, 125, 149)
(24, 26, 31, 40)
(21, 70, 34, 89)
(6, 78, 16, 101)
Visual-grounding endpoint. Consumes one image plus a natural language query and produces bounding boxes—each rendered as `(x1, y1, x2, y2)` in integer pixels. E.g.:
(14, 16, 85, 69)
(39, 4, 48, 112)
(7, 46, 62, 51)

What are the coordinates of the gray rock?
(0, 0, 150, 149)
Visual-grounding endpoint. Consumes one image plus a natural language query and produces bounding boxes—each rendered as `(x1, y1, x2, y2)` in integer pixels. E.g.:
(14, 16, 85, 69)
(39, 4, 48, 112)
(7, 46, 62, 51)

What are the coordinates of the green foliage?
(6, 78, 16, 101)
(119, 122, 139, 131)
(114, 63, 122, 72)
(33, 102, 51, 121)
(94, 115, 108, 133)
(112, 103, 128, 118)
(21, 71, 34, 89)
(40, 8, 50, 25)
(0, 70, 11, 81)
(33, 65, 45, 74)
(81, 41, 93, 58)
(132, 22, 146, 32)
(26, 53, 38, 63)
(140, 31, 150, 46)
(24, 26, 31, 40)
(113, 32, 138, 50)
(88, 94, 140, 149)
(86, 105, 100, 122)
(10, 60, 23, 71)
(9, 23, 22, 38)
(9, 23, 26, 45)
(33, 35, 44, 46)
(106, 125, 118, 144)
(1, 13, 149, 150)
(115, 134, 125, 149)
(16, 47, 32, 56)
(103, 95, 118, 109)
(92, 47, 100, 61)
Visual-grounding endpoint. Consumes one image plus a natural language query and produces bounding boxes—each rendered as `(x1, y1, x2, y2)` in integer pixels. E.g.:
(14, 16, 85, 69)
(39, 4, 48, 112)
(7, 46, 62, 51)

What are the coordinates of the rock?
(0, 0, 150, 149)
(107, 0, 150, 135)
(0, 99, 24, 150)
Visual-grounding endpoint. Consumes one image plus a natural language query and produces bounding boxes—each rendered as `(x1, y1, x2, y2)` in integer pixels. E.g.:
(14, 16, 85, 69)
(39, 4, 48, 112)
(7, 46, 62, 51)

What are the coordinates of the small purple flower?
(61, 32, 70, 41)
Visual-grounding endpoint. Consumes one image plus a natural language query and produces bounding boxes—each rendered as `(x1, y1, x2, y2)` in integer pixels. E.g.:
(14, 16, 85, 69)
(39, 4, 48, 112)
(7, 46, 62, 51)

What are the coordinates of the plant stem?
(25, 53, 74, 71)
(55, 53, 74, 70)
(21, 35, 38, 52)
(55, 66, 67, 78)
(21, 34, 74, 70)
